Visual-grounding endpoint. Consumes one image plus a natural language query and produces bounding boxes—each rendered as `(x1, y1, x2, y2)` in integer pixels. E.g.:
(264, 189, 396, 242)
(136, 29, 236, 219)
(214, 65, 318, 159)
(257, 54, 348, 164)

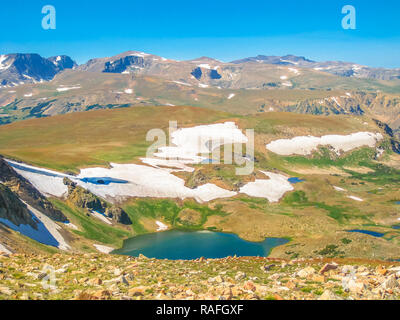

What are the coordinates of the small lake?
(288, 177, 305, 184)
(113, 230, 289, 260)
(396, 201, 400, 205)
(347, 229, 385, 238)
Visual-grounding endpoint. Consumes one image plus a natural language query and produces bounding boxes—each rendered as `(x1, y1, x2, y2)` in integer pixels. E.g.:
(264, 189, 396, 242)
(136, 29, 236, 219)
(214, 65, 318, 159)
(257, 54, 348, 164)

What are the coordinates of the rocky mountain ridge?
(63, 178, 132, 225)
(0, 184, 37, 228)
(232, 54, 400, 81)
(0, 53, 77, 88)
(0, 157, 67, 222)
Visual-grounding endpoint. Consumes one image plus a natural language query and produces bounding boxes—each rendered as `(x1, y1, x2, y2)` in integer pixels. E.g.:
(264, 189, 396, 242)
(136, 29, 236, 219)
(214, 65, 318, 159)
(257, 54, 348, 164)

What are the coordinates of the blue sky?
(0, 0, 399, 67)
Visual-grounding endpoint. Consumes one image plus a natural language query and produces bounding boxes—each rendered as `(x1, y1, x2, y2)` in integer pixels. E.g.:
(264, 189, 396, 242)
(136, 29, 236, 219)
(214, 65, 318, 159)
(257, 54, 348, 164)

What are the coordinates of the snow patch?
(76, 163, 237, 204)
(197, 64, 211, 70)
(171, 81, 192, 87)
(155, 122, 248, 163)
(331, 97, 342, 107)
(93, 244, 114, 254)
(333, 186, 346, 192)
(348, 196, 364, 202)
(0, 55, 11, 70)
(56, 86, 81, 92)
(91, 211, 112, 225)
(0, 203, 70, 251)
(266, 132, 383, 156)
(156, 221, 168, 232)
(131, 52, 150, 58)
(7, 160, 69, 198)
(239, 172, 294, 203)
(124, 89, 133, 94)
(63, 222, 78, 230)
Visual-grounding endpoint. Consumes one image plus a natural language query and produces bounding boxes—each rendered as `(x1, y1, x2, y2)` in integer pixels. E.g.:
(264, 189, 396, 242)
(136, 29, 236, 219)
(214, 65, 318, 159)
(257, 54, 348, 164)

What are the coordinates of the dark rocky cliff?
(0, 157, 67, 222)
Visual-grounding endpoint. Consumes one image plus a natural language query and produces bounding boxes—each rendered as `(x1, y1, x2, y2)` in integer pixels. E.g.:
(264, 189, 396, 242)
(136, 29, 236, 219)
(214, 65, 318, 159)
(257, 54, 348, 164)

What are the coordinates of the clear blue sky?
(0, 0, 399, 68)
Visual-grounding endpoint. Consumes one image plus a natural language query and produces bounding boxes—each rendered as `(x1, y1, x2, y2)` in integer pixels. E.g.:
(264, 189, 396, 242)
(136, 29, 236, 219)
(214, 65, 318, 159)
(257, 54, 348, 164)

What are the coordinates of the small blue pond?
(347, 229, 385, 238)
(288, 177, 305, 184)
(80, 177, 128, 185)
(396, 201, 400, 205)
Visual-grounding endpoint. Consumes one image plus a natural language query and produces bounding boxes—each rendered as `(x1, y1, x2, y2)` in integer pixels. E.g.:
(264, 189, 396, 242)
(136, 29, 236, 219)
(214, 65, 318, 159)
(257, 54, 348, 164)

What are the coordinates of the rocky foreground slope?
(0, 251, 399, 300)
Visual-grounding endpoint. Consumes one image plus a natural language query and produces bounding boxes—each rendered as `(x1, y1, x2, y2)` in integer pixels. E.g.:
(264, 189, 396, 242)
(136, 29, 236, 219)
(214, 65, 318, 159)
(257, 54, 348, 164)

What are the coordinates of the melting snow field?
(240, 172, 294, 203)
(0, 203, 70, 251)
(7, 160, 69, 198)
(334, 186, 346, 192)
(93, 244, 114, 254)
(156, 221, 168, 232)
(266, 132, 383, 156)
(5, 122, 298, 206)
(91, 211, 112, 225)
(347, 196, 364, 202)
(154, 122, 248, 163)
(56, 86, 81, 92)
(76, 163, 237, 203)
(140, 157, 195, 172)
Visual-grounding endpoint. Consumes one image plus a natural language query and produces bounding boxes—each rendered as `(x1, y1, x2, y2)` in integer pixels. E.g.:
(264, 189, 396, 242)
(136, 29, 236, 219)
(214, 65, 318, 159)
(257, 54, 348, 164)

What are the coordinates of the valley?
(0, 105, 399, 262)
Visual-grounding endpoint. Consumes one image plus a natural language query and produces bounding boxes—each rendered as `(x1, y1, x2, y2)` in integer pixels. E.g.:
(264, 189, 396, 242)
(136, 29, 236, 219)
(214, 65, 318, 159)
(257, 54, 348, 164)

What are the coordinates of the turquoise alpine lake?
(113, 230, 289, 260)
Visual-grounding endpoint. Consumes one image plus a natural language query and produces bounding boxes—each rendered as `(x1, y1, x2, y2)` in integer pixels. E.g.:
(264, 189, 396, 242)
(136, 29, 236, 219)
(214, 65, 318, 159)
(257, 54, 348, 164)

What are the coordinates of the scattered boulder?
(243, 281, 256, 292)
(346, 280, 366, 293)
(376, 265, 388, 276)
(319, 263, 338, 274)
(297, 267, 316, 278)
(128, 286, 148, 297)
(318, 290, 343, 300)
(235, 272, 246, 281)
(261, 264, 276, 272)
(381, 275, 399, 290)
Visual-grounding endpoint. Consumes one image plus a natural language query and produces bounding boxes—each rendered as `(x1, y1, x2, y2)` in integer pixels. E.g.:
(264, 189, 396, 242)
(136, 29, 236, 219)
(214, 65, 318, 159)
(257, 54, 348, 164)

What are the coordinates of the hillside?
(1, 51, 400, 136)
(1, 252, 400, 300)
(0, 106, 399, 262)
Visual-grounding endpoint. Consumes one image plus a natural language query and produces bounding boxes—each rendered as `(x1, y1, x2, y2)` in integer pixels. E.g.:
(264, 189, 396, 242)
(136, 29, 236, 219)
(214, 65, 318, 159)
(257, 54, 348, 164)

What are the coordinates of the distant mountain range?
(0, 50, 400, 137)
(232, 55, 400, 81)
(1, 51, 400, 89)
(0, 53, 77, 87)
